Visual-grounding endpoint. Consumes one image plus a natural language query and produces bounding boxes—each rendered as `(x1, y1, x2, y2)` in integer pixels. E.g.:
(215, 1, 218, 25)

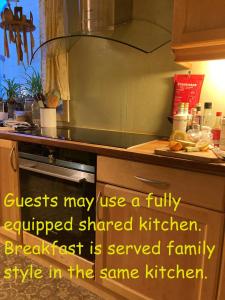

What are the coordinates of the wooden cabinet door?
(172, 0, 225, 61)
(0, 139, 21, 241)
(95, 183, 224, 300)
(218, 235, 225, 300)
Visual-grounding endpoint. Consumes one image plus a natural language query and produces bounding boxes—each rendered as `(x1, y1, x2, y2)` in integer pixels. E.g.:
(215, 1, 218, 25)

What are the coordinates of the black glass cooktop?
(14, 127, 164, 149)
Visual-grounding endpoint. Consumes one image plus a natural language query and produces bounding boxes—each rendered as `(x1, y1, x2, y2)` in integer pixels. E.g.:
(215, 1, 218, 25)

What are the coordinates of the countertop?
(0, 130, 225, 177)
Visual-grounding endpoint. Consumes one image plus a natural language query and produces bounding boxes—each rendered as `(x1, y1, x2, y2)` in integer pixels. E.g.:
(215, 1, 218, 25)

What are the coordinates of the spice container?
(173, 115, 188, 132)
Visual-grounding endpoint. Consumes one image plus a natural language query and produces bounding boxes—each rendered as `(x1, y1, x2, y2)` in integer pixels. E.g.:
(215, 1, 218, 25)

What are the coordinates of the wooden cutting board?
(0, 127, 14, 131)
(155, 147, 220, 163)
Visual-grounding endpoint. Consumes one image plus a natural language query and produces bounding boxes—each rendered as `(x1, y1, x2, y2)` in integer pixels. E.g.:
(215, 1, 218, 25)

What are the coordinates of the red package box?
(172, 74, 205, 116)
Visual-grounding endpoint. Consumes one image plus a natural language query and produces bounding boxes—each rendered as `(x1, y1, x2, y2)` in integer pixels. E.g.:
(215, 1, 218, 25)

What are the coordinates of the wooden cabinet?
(0, 139, 21, 241)
(172, 0, 225, 61)
(218, 235, 225, 300)
(95, 183, 224, 300)
(97, 156, 225, 212)
(96, 156, 225, 300)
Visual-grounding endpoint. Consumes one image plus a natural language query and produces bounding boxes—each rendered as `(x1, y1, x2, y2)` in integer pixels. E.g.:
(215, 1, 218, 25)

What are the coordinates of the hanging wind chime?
(0, 0, 36, 64)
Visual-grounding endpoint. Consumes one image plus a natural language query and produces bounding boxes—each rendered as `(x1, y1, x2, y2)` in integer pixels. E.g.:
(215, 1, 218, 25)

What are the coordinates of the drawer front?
(97, 156, 225, 211)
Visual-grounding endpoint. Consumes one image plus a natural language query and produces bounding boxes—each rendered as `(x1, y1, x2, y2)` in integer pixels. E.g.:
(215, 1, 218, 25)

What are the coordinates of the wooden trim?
(173, 43, 225, 62)
(0, 140, 21, 242)
(101, 278, 152, 300)
(172, 29, 225, 49)
(0, 226, 19, 241)
(1, 133, 225, 178)
(218, 233, 225, 300)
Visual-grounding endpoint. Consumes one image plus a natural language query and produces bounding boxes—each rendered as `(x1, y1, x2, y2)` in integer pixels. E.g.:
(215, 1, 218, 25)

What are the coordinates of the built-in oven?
(18, 142, 96, 262)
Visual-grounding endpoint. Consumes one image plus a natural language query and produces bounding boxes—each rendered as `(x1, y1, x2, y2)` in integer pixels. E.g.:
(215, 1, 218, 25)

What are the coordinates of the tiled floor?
(0, 244, 103, 300)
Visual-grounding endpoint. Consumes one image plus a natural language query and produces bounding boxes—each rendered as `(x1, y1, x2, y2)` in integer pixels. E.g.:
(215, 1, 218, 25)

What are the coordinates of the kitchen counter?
(0, 130, 225, 177)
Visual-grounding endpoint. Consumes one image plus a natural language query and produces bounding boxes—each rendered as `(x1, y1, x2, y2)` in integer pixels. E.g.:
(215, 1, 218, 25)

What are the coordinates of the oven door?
(19, 158, 96, 262)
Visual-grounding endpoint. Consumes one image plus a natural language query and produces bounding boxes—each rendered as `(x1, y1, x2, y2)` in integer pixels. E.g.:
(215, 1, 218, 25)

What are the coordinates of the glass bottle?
(202, 102, 213, 128)
(184, 102, 189, 115)
(212, 112, 222, 147)
(191, 108, 197, 127)
(177, 102, 185, 115)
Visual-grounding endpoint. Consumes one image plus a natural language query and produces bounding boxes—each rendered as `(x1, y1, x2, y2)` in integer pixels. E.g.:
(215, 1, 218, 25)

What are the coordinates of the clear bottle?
(219, 117, 225, 150)
(31, 99, 40, 127)
(202, 102, 213, 128)
(193, 103, 202, 127)
(190, 108, 197, 127)
(184, 103, 193, 130)
(212, 112, 222, 147)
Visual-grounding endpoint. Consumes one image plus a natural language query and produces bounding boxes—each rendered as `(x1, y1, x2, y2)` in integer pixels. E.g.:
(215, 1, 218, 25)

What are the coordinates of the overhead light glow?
(205, 59, 225, 92)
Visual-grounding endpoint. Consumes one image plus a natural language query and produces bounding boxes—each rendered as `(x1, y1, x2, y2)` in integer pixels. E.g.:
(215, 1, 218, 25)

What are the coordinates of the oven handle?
(19, 158, 95, 184)
(10, 145, 17, 172)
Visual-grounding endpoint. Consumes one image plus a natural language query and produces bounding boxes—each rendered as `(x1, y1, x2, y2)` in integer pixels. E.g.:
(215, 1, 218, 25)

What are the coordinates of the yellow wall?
(191, 60, 225, 116)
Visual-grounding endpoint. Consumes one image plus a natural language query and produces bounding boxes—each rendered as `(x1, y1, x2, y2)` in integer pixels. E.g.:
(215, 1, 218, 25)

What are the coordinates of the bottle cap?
(216, 112, 222, 116)
(196, 103, 201, 111)
(204, 102, 212, 109)
(178, 102, 185, 107)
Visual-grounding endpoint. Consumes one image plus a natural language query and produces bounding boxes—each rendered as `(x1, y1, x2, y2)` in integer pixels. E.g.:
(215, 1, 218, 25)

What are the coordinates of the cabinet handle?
(96, 191, 102, 221)
(134, 176, 169, 188)
(10, 146, 17, 172)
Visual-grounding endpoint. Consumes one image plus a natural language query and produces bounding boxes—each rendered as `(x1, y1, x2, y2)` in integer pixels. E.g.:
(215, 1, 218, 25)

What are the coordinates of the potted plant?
(1, 78, 21, 118)
(24, 68, 45, 126)
(24, 68, 43, 99)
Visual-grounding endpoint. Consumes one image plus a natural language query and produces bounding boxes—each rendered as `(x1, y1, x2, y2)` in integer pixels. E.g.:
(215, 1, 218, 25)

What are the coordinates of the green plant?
(1, 78, 21, 100)
(24, 68, 43, 97)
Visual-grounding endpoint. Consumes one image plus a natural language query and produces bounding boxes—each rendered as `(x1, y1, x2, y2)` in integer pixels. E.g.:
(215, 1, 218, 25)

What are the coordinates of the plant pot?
(40, 108, 57, 127)
(7, 99, 16, 119)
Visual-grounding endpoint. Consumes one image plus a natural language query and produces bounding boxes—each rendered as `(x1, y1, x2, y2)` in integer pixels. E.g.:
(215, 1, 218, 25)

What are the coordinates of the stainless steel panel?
(19, 158, 95, 184)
